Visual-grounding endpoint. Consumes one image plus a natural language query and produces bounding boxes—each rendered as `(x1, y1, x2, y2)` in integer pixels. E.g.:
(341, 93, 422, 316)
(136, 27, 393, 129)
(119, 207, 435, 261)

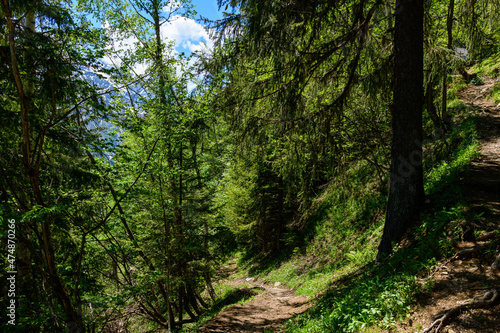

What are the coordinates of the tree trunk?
(177, 286, 183, 327)
(2, 1, 84, 329)
(377, 0, 424, 259)
(203, 220, 217, 301)
(441, 0, 455, 126)
(43, 221, 84, 332)
(425, 81, 442, 129)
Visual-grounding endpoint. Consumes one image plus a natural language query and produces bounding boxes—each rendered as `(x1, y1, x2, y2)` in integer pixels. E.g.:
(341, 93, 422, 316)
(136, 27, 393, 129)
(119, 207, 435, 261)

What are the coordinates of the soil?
(199, 78, 500, 333)
(397, 78, 500, 333)
(198, 261, 311, 332)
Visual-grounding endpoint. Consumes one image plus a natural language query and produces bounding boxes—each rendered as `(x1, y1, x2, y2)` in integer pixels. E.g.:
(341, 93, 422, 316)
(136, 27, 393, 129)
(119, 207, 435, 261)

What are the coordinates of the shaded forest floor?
(197, 78, 500, 333)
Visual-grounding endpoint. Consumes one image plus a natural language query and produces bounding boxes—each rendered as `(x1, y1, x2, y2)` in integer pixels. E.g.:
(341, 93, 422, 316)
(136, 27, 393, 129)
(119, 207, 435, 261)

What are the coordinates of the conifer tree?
(377, 0, 424, 257)
(1, 0, 109, 331)
(79, 0, 222, 329)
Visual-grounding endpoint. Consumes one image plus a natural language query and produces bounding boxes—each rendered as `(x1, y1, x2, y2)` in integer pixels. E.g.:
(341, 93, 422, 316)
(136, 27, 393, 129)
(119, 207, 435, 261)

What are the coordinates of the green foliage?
(447, 80, 468, 102)
(454, 0, 500, 59)
(206, 0, 393, 212)
(1, 0, 497, 331)
(219, 152, 291, 255)
(424, 117, 480, 197)
(1, 0, 113, 330)
(488, 80, 500, 104)
(221, 159, 387, 302)
(287, 274, 419, 333)
(283, 206, 470, 332)
(278, 106, 480, 332)
(470, 76, 485, 85)
(474, 52, 500, 77)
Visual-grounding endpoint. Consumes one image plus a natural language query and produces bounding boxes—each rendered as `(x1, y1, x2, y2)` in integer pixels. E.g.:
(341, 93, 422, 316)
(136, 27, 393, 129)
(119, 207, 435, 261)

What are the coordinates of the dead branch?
(422, 288, 500, 333)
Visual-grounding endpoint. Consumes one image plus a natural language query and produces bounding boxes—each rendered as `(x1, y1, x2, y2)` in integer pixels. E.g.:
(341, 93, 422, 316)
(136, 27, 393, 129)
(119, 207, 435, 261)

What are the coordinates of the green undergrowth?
(191, 78, 481, 332)
(472, 52, 500, 78)
(282, 194, 473, 332)
(245, 160, 387, 297)
(472, 53, 500, 104)
(447, 79, 467, 106)
(280, 107, 480, 331)
(219, 104, 480, 332)
(488, 82, 500, 104)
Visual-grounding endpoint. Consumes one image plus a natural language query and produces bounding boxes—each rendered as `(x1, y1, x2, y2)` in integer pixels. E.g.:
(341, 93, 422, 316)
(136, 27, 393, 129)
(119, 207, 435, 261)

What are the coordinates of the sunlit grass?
(281, 109, 480, 332)
(196, 78, 482, 333)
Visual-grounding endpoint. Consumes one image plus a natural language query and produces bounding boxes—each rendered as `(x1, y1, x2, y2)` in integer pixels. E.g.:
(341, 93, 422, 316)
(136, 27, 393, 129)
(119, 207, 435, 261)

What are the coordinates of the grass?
(222, 101, 480, 332)
(279, 95, 481, 332)
(470, 52, 500, 104)
(487, 81, 500, 104)
(284, 205, 473, 331)
(193, 77, 483, 332)
(424, 118, 480, 196)
(284, 273, 420, 332)
(472, 52, 500, 78)
(234, 159, 388, 298)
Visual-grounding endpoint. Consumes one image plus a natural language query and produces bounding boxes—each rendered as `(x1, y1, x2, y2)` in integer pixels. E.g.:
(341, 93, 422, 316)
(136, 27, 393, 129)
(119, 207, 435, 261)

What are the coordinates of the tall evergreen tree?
(1, 0, 110, 331)
(205, 0, 392, 253)
(377, 0, 424, 257)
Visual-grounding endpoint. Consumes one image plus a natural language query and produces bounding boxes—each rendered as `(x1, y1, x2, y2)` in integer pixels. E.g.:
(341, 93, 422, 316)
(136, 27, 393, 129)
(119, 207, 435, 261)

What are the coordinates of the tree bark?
(2, 0, 84, 329)
(425, 80, 442, 129)
(441, 0, 455, 126)
(377, 0, 424, 258)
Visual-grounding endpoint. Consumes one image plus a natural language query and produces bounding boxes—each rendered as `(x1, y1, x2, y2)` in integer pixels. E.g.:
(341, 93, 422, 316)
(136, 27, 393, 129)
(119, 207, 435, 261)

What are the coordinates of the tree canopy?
(2, 0, 500, 331)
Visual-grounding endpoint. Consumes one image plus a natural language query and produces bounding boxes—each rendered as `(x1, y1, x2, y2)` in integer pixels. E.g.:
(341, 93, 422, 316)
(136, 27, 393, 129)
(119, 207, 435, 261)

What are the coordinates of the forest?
(1, 0, 500, 332)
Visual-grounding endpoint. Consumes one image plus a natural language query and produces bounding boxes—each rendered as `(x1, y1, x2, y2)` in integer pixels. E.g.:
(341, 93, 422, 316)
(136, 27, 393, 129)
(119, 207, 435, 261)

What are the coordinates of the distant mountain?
(79, 66, 123, 160)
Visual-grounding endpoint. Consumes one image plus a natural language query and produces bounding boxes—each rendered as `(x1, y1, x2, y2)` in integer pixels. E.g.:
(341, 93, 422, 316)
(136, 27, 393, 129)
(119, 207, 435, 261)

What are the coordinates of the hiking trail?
(399, 77, 500, 333)
(199, 260, 310, 332)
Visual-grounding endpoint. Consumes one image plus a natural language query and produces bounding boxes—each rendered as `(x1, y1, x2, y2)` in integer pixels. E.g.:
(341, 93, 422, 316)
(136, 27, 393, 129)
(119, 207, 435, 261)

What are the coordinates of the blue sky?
(103, 0, 224, 74)
(168, 0, 223, 55)
(192, 0, 223, 21)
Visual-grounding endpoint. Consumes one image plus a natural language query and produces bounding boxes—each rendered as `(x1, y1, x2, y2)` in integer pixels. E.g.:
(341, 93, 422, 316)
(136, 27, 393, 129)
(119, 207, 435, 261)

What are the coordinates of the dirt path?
(199, 265, 311, 332)
(200, 80, 500, 333)
(399, 78, 500, 333)
(460, 78, 500, 214)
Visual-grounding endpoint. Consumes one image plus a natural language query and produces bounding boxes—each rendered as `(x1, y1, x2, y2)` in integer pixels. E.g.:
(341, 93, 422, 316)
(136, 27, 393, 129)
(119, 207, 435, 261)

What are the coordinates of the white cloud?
(102, 12, 213, 80)
(161, 15, 214, 54)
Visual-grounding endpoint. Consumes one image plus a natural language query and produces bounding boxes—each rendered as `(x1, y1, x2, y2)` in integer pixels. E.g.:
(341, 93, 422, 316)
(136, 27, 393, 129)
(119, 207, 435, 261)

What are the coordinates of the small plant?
(470, 76, 484, 85)
(488, 82, 500, 104)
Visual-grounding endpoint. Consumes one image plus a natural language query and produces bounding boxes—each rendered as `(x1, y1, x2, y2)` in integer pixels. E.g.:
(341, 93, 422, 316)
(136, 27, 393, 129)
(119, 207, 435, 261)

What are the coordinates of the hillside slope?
(193, 78, 500, 333)
(398, 78, 500, 333)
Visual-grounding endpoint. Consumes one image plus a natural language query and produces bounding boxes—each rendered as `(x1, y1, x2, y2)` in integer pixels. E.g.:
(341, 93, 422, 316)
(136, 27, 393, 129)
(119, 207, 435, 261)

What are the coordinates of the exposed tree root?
(492, 254, 500, 271)
(422, 288, 500, 333)
(476, 229, 500, 242)
(453, 240, 498, 258)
